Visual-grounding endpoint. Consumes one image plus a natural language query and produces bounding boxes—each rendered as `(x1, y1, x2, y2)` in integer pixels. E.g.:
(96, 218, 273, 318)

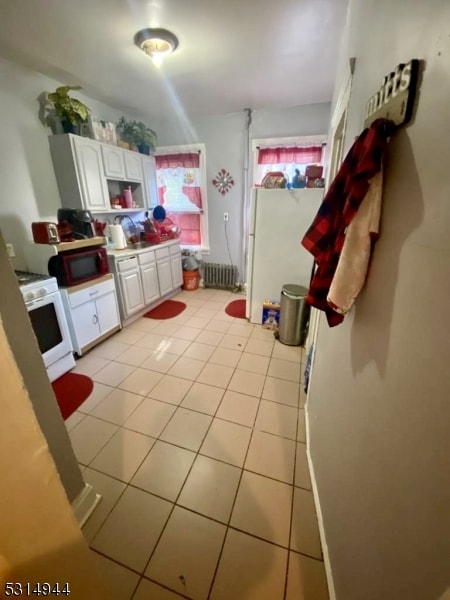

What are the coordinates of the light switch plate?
(6, 243, 15, 258)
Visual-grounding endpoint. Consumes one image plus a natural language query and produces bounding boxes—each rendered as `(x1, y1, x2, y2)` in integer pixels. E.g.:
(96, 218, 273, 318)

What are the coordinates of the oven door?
(26, 290, 73, 379)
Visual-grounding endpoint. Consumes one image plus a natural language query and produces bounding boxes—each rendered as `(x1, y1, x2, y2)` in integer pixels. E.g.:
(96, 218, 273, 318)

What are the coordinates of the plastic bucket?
(182, 270, 200, 291)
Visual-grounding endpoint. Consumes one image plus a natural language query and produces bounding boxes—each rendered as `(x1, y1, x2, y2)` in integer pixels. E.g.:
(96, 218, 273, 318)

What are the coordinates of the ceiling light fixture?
(134, 28, 179, 67)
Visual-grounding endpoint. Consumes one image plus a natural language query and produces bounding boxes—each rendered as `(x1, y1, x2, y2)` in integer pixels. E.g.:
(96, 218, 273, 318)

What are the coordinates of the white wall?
(0, 57, 135, 269)
(153, 103, 331, 278)
(308, 2, 450, 599)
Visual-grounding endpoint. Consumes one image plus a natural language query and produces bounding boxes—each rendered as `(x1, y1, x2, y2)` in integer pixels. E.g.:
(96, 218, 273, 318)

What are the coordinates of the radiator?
(203, 262, 238, 290)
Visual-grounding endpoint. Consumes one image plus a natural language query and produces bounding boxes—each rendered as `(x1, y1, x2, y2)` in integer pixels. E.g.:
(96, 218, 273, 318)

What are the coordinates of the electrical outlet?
(224, 212, 229, 222)
(6, 243, 15, 258)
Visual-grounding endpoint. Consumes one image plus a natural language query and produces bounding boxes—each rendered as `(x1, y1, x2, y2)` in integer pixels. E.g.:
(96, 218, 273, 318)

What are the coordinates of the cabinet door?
(140, 262, 160, 305)
(141, 155, 158, 208)
(124, 151, 143, 182)
(119, 270, 144, 316)
(156, 259, 173, 296)
(95, 291, 121, 334)
(170, 253, 183, 290)
(72, 137, 110, 211)
(102, 146, 125, 179)
(71, 300, 100, 350)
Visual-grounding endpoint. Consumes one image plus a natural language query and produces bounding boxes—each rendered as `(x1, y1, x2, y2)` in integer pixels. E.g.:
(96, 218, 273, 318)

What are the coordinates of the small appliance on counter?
(57, 208, 95, 239)
(32, 222, 60, 244)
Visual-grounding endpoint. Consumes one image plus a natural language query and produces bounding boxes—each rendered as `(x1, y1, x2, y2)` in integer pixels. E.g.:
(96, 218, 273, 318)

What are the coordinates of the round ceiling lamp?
(134, 28, 179, 66)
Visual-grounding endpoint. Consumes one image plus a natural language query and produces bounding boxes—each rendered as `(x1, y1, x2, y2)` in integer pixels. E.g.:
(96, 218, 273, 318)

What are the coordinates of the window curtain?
(155, 152, 203, 211)
(256, 145, 323, 186)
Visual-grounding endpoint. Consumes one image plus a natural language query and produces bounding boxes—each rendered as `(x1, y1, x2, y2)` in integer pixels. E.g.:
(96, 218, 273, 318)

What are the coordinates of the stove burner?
(14, 270, 53, 286)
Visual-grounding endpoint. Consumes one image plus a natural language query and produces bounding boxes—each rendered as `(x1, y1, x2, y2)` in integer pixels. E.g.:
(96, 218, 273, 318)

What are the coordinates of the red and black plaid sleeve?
(301, 118, 391, 327)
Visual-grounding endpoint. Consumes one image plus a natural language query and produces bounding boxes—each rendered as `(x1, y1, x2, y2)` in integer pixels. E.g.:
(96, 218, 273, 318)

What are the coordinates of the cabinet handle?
(89, 290, 99, 296)
(92, 314, 98, 324)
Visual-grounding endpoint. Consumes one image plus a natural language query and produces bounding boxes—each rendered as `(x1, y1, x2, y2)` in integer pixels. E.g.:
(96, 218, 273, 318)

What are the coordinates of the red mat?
(225, 298, 246, 319)
(144, 299, 186, 319)
(52, 372, 94, 421)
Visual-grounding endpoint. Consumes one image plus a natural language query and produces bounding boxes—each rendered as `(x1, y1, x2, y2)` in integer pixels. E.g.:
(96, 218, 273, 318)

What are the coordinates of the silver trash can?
(278, 284, 309, 346)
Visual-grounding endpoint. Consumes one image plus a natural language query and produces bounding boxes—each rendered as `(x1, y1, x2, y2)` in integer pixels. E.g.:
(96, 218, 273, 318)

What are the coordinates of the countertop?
(106, 238, 180, 259)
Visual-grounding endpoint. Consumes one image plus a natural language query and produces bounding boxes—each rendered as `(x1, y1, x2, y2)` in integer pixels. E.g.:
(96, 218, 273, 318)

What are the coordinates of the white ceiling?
(0, 0, 349, 120)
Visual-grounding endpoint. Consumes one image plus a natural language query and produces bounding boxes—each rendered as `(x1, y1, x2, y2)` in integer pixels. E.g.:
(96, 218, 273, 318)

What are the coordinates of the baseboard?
(305, 405, 336, 600)
(71, 482, 102, 528)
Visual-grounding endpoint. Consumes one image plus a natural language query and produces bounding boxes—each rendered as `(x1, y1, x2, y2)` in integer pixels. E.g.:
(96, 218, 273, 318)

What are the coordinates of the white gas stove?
(15, 270, 75, 382)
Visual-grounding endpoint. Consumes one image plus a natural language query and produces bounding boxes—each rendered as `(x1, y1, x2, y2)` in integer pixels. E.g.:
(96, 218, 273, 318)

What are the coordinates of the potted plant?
(47, 85, 90, 134)
(116, 116, 157, 154)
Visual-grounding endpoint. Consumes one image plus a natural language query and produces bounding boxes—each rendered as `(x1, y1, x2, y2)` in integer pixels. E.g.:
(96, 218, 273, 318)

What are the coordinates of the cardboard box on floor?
(0, 319, 105, 599)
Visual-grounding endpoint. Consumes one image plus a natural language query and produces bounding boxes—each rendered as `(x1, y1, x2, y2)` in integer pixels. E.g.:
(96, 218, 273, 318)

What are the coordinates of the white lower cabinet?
(155, 247, 172, 296)
(110, 242, 183, 322)
(138, 250, 160, 305)
(60, 275, 121, 355)
(170, 245, 183, 289)
(118, 262, 145, 317)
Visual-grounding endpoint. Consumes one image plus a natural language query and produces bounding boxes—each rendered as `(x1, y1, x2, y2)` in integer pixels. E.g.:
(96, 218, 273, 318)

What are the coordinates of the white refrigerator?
(246, 187, 324, 324)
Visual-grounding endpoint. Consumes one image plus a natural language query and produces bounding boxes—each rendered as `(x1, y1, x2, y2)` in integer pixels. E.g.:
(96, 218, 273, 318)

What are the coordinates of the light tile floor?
(67, 288, 329, 600)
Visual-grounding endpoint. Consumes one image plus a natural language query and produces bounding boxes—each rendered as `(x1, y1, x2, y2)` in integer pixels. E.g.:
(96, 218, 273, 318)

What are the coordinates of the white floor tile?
(255, 400, 298, 440)
(91, 486, 172, 572)
(245, 430, 296, 483)
(149, 374, 193, 405)
(118, 367, 163, 396)
(82, 468, 127, 543)
(290, 488, 322, 559)
(124, 397, 176, 438)
(160, 407, 212, 451)
(92, 361, 136, 387)
(133, 578, 185, 600)
(209, 347, 242, 368)
(65, 411, 85, 432)
(114, 345, 154, 367)
(200, 419, 252, 467)
(230, 471, 292, 547)
(295, 442, 312, 490)
(272, 342, 303, 363)
(73, 354, 110, 377)
(172, 325, 202, 341)
(262, 376, 300, 407)
(90, 388, 144, 425)
(178, 455, 241, 523)
(131, 440, 196, 501)
(215, 390, 260, 427)
(236, 352, 270, 375)
(244, 338, 274, 357)
(134, 331, 168, 349)
(145, 506, 226, 599)
(268, 358, 301, 382)
(210, 529, 288, 600)
(197, 363, 234, 389)
(91, 339, 130, 360)
(219, 333, 247, 351)
(167, 356, 206, 380)
(195, 330, 225, 346)
(69, 415, 118, 465)
(182, 341, 216, 361)
(78, 382, 115, 414)
(228, 369, 265, 397)
(90, 427, 155, 482)
(180, 382, 225, 415)
(140, 350, 179, 373)
(286, 552, 329, 600)
(90, 551, 140, 600)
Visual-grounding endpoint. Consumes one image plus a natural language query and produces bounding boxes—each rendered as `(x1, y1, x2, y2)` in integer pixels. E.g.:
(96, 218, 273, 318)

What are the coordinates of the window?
(155, 144, 209, 251)
(252, 135, 327, 187)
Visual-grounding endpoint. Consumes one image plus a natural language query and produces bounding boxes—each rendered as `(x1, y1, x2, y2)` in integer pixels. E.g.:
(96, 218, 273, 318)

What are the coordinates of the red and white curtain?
(256, 145, 323, 186)
(155, 152, 203, 246)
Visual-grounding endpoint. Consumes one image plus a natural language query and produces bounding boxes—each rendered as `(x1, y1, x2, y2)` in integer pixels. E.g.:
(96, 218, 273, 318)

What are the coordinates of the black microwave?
(48, 247, 109, 287)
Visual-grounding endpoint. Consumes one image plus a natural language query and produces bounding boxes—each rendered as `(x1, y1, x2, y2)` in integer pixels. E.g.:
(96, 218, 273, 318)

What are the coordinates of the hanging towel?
(301, 118, 392, 327)
(327, 168, 383, 314)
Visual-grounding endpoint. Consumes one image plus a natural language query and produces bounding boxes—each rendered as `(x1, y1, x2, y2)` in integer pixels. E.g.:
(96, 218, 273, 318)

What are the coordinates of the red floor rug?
(225, 298, 246, 319)
(144, 299, 186, 319)
(52, 372, 94, 421)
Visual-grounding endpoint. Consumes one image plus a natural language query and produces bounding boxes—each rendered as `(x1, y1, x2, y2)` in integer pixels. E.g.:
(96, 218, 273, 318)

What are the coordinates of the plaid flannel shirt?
(301, 118, 391, 327)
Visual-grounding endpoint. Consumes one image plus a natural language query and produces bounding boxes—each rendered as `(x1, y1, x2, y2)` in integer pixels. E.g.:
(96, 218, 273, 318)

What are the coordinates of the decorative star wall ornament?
(212, 168, 234, 195)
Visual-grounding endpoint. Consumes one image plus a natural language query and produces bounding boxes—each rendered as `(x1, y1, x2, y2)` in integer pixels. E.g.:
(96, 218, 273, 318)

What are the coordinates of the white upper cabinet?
(48, 134, 156, 213)
(124, 151, 143, 182)
(102, 145, 126, 179)
(70, 137, 110, 212)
